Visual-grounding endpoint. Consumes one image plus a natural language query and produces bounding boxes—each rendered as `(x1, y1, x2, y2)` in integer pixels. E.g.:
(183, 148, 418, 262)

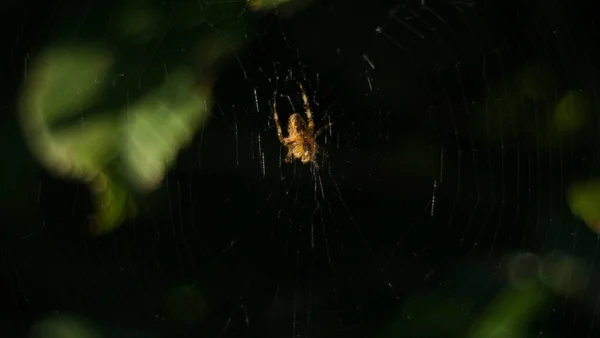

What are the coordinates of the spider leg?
(285, 149, 293, 163)
(314, 122, 333, 138)
(273, 99, 285, 143)
(311, 157, 320, 170)
(299, 83, 314, 132)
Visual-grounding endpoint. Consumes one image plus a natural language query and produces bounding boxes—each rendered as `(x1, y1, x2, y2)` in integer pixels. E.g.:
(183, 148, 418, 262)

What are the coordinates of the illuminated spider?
(273, 83, 332, 169)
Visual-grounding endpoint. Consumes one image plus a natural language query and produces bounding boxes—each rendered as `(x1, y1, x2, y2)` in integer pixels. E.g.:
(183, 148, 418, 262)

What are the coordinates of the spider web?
(2, 0, 600, 337)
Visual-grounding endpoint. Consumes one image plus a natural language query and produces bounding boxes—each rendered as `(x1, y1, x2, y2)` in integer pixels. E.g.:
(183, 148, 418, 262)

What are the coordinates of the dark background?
(2, 0, 600, 337)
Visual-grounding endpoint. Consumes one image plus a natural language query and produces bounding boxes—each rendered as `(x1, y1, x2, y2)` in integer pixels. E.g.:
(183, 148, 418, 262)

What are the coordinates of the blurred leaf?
(568, 180, 600, 232)
(469, 281, 547, 338)
(18, 1, 249, 234)
(22, 46, 113, 126)
(89, 172, 136, 235)
(29, 314, 101, 338)
(248, 0, 294, 10)
(45, 115, 117, 181)
(116, 1, 160, 41)
(554, 91, 589, 135)
(19, 47, 209, 233)
(248, 0, 315, 13)
(20, 46, 115, 182)
(121, 69, 210, 192)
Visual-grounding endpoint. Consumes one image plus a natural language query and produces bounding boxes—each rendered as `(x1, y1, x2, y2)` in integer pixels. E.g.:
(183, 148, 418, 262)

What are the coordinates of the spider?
(273, 83, 332, 169)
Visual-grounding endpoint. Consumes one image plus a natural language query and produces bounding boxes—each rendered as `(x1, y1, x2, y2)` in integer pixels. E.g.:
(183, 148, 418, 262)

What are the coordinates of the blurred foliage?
(568, 180, 600, 233)
(3, 0, 597, 336)
(473, 62, 592, 149)
(19, 46, 116, 182)
(553, 90, 589, 136)
(19, 45, 210, 235)
(248, 0, 314, 13)
(469, 281, 547, 338)
(248, 0, 292, 10)
(88, 172, 136, 235)
(378, 280, 548, 338)
(29, 313, 101, 338)
(17, 0, 300, 235)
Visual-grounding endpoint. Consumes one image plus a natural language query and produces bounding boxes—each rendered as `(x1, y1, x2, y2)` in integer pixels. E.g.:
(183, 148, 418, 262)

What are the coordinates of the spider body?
(273, 83, 331, 168)
(286, 113, 314, 163)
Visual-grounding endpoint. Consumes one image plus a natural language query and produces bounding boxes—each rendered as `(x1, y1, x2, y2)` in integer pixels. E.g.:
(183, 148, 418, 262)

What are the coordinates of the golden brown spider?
(273, 83, 332, 169)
